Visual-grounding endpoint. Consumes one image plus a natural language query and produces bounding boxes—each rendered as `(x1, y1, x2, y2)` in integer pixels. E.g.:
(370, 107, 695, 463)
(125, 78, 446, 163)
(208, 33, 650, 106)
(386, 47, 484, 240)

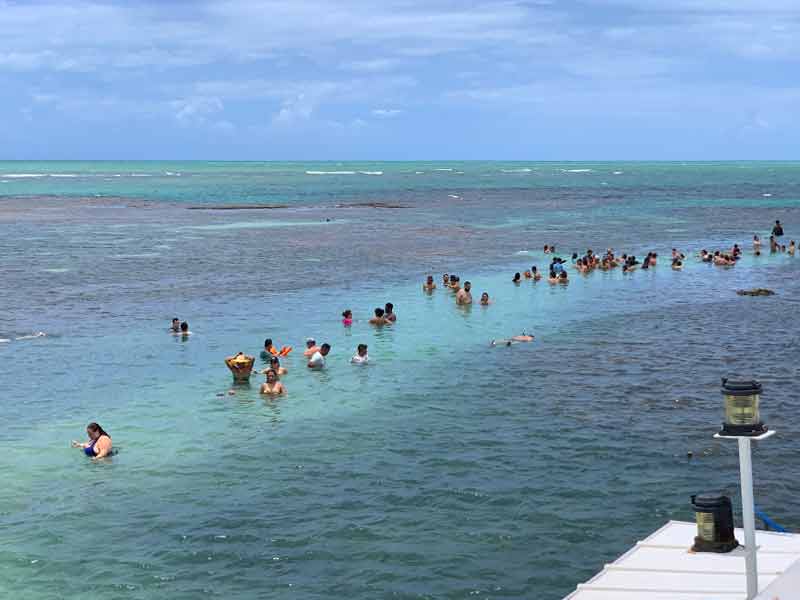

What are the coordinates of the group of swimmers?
(77, 221, 792, 457)
(432, 273, 491, 306)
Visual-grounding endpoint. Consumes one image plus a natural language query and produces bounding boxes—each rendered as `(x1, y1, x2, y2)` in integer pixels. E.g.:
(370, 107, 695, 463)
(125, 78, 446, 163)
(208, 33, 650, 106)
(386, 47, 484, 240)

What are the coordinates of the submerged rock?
(736, 288, 776, 296)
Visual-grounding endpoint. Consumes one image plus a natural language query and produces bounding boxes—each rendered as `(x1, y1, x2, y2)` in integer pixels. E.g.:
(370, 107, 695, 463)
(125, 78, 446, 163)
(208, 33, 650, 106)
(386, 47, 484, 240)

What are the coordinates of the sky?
(0, 0, 798, 160)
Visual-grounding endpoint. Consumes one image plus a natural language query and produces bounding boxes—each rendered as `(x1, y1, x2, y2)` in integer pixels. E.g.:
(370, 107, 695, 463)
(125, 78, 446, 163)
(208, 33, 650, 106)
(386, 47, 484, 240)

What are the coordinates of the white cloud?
(272, 93, 315, 126)
(171, 97, 224, 124)
(371, 108, 403, 118)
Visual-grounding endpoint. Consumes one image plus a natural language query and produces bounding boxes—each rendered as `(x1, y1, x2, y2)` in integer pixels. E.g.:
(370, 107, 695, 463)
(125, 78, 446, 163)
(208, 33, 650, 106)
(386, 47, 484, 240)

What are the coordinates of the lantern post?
(713, 378, 775, 600)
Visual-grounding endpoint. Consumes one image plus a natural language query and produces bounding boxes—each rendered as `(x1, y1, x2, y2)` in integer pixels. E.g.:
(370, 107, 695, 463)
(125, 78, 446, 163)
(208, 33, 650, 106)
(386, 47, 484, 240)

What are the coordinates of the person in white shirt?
(351, 344, 369, 364)
(307, 343, 330, 369)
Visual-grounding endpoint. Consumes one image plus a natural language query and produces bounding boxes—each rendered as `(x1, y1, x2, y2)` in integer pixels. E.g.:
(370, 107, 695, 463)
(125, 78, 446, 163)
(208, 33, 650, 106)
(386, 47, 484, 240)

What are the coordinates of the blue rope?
(755, 507, 788, 533)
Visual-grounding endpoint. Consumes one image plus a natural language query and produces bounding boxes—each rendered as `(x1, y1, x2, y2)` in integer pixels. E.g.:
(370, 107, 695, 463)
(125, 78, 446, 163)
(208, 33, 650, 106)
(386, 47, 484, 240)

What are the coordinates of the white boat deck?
(563, 520, 800, 600)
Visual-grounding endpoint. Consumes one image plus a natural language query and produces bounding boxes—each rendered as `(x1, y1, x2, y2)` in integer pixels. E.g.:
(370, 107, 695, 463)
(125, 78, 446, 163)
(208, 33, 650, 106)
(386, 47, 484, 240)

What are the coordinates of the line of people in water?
(78, 221, 792, 458)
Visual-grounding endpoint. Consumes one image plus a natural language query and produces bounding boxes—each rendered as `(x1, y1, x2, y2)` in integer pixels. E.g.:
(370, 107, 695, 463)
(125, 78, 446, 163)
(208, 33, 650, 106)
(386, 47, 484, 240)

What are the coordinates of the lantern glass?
(724, 392, 760, 426)
(696, 511, 716, 542)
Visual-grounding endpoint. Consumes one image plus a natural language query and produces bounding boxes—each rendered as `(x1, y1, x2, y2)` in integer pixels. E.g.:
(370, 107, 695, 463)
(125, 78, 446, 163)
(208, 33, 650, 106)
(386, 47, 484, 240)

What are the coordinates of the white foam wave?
(15, 332, 47, 340)
(562, 169, 592, 173)
(515, 250, 532, 255)
(613, 171, 623, 175)
(501, 168, 532, 173)
(434, 168, 453, 171)
(762, 193, 772, 197)
(110, 253, 161, 259)
(2, 173, 47, 178)
(42, 268, 70, 273)
(358, 171, 383, 175)
(164, 171, 182, 176)
(129, 173, 152, 177)
(49, 174, 78, 178)
(415, 171, 424, 174)
(306, 170, 356, 175)
(0, 338, 10, 343)
(448, 194, 461, 199)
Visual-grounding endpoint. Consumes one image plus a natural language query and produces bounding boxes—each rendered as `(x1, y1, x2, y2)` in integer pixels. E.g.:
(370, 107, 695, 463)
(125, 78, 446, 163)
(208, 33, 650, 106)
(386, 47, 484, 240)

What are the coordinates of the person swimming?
(491, 333, 535, 346)
(773, 220, 784, 237)
(342, 310, 353, 326)
(480, 292, 490, 305)
(179, 321, 191, 336)
(261, 338, 274, 359)
(543, 245, 551, 254)
(531, 266, 542, 281)
(423, 275, 436, 291)
(307, 343, 330, 370)
(260, 369, 286, 395)
(351, 343, 369, 364)
(170, 318, 180, 333)
(548, 269, 558, 283)
(72, 422, 112, 459)
(559, 271, 569, 284)
(512, 272, 521, 284)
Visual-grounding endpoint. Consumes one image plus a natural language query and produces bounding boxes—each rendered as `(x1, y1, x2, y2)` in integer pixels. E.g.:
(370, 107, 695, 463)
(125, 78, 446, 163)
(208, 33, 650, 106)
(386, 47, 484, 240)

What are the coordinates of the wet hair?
(549, 269, 556, 278)
(560, 271, 568, 279)
(264, 338, 273, 348)
(321, 343, 331, 352)
(87, 422, 109, 438)
(464, 281, 471, 287)
(449, 274, 457, 283)
(172, 318, 179, 323)
(180, 321, 189, 332)
(531, 266, 537, 272)
(513, 272, 521, 281)
(544, 245, 549, 251)
(426, 275, 433, 281)
(342, 310, 352, 318)
(385, 303, 394, 312)
(270, 356, 280, 365)
(374, 307, 385, 317)
(572, 252, 578, 260)
(357, 343, 367, 353)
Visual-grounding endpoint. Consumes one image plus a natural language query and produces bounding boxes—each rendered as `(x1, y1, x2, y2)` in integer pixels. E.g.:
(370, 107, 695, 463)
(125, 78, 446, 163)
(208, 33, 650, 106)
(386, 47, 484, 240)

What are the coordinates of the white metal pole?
(738, 436, 758, 600)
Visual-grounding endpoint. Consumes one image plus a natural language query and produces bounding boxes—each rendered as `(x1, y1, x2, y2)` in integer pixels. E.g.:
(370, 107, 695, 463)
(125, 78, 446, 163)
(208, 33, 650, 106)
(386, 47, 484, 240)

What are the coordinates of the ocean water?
(1, 161, 799, 599)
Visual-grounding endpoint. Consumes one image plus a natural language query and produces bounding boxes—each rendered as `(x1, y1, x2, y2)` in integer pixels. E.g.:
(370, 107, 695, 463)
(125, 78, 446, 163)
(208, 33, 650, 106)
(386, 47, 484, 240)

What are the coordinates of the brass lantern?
(720, 378, 767, 437)
(691, 493, 739, 553)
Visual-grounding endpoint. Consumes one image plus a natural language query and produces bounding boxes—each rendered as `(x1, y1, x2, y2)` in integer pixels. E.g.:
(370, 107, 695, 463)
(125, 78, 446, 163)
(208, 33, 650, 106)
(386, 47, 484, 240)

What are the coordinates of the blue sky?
(0, 0, 798, 160)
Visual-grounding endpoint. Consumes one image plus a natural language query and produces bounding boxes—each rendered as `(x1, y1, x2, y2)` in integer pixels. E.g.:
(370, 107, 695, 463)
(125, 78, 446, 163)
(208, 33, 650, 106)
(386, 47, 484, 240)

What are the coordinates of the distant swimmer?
(351, 343, 369, 364)
(384, 303, 397, 322)
(450, 277, 461, 294)
(548, 270, 559, 284)
(773, 220, 784, 237)
(225, 352, 255, 382)
(513, 272, 521, 284)
(524, 269, 532, 279)
(456, 281, 473, 305)
(480, 292, 491, 305)
(672, 258, 683, 270)
(423, 275, 436, 292)
(753, 235, 761, 251)
(369, 307, 390, 326)
(531, 266, 542, 281)
(543, 245, 551, 254)
(491, 333, 534, 347)
(789, 241, 796, 255)
(170, 318, 180, 333)
(260, 369, 286, 395)
(442, 273, 450, 287)
(71, 422, 112, 460)
(342, 310, 353, 326)
(303, 338, 321, 357)
(179, 321, 191, 336)
(307, 343, 330, 370)
(559, 271, 569, 284)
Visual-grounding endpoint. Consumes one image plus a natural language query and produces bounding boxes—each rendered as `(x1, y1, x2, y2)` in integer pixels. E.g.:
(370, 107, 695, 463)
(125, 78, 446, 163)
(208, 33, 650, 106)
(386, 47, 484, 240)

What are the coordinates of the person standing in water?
(260, 369, 286, 395)
(351, 343, 369, 364)
(72, 422, 112, 459)
(369, 307, 389, 326)
(341, 310, 353, 326)
(170, 318, 180, 333)
(303, 338, 320, 357)
(423, 275, 436, 291)
(179, 321, 190, 337)
(384, 303, 397, 322)
(456, 281, 473, 305)
(773, 220, 784, 237)
(307, 343, 330, 369)
(480, 292, 491, 305)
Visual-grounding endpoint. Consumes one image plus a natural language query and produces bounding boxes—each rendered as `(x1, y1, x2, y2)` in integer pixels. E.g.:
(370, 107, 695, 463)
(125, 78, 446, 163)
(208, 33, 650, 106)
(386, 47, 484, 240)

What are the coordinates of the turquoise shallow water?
(1, 161, 800, 599)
